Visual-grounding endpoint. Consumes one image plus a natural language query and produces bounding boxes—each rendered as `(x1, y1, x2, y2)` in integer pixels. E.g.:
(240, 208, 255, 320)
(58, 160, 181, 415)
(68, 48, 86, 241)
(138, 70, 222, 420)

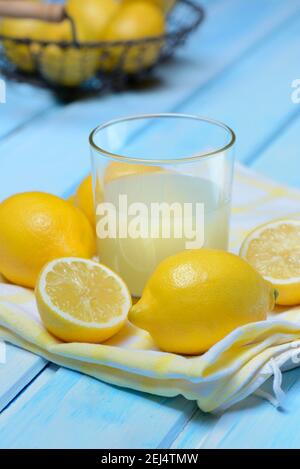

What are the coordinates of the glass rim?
(89, 113, 236, 164)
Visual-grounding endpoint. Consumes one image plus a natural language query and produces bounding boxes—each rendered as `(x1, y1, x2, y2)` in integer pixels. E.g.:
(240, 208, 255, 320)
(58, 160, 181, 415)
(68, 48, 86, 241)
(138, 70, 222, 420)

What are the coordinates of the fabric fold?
(1, 164, 300, 412)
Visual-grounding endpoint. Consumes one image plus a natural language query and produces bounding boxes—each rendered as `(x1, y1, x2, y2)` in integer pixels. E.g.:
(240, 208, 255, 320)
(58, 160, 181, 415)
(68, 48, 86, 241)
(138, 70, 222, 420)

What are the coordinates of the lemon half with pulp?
(240, 218, 300, 305)
(36, 257, 131, 343)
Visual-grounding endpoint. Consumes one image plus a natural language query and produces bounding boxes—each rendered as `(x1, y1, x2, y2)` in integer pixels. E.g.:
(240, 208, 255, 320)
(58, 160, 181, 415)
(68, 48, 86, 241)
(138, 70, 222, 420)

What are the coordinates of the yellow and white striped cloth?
(1, 163, 300, 413)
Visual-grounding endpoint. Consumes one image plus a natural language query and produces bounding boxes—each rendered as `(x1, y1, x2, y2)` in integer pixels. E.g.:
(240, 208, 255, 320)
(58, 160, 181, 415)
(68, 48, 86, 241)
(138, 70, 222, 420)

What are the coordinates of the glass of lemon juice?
(90, 114, 235, 297)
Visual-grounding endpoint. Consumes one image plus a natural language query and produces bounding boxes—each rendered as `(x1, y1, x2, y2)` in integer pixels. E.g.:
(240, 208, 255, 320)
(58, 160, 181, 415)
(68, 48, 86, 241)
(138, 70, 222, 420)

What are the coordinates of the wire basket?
(0, 0, 204, 93)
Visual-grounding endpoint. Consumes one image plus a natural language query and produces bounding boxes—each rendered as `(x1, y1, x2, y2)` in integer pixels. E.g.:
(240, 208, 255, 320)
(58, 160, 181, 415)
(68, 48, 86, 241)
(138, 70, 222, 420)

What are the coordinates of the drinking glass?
(90, 113, 235, 297)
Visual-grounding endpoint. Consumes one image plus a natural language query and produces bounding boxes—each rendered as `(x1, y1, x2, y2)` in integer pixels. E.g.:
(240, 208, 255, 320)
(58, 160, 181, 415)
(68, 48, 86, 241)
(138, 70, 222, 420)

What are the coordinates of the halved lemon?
(240, 219, 300, 306)
(36, 257, 131, 343)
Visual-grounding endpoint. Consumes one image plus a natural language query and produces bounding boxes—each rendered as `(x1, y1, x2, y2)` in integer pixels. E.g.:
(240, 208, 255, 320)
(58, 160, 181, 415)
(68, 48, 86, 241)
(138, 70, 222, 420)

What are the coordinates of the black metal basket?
(0, 0, 204, 93)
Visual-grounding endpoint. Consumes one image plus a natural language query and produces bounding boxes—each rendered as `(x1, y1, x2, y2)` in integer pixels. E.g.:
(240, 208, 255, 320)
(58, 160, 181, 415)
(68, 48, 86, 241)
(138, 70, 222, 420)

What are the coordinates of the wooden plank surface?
(0, 345, 46, 413)
(175, 10, 300, 165)
(1, 0, 300, 449)
(0, 368, 198, 449)
(0, 81, 57, 140)
(253, 114, 300, 189)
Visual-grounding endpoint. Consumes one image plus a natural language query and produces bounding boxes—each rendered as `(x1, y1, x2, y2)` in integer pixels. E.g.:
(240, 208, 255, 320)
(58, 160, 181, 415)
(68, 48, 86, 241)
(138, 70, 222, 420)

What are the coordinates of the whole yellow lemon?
(72, 166, 162, 229)
(34, 19, 72, 43)
(35, 1, 116, 87)
(35, 20, 99, 87)
(40, 44, 99, 87)
(0, 18, 44, 72)
(123, 0, 176, 14)
(101, 1, 165, 73)
(66, 0, 121, 41)
(0, 192, 96, 288)
(129, 249, 276, 354)
(74, 174, 95, 228)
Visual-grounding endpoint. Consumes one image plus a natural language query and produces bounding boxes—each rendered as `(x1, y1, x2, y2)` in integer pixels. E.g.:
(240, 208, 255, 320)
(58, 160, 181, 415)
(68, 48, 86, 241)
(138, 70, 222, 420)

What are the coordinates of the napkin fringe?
(255, 358, 285, 409)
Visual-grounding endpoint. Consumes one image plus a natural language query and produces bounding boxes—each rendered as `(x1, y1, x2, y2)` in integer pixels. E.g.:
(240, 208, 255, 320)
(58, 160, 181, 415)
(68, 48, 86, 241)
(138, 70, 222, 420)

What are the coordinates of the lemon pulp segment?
(244, 221, 300, 280)
(36, 258, 131, 342)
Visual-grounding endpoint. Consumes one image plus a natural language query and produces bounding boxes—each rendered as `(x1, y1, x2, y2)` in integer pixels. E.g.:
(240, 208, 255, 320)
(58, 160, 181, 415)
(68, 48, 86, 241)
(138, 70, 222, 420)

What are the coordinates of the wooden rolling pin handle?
(0, 1, 66, 23)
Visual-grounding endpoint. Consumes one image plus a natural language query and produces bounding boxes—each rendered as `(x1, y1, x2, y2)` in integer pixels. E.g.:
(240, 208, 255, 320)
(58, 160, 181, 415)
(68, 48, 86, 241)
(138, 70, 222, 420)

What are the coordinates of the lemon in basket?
(41, 43, 99, 87)
(36, 257, 131, 343)
(240, 218, 300, 306)
(38, 0, 122, 86)
(152, 0, 177, 13)
(35, 20, 98, 87)
(124, 0, 176, 14)
(0, 18, 44, 72)
(0, 192, 95, 288)
(66, 0, 120, 41)
(129, 249, 276, 354)
(101, 1, 165, 73)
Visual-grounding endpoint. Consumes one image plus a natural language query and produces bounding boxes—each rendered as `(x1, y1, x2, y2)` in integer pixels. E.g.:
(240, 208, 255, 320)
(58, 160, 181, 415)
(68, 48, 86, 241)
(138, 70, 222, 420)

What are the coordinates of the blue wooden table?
(1, 0, 300, 449)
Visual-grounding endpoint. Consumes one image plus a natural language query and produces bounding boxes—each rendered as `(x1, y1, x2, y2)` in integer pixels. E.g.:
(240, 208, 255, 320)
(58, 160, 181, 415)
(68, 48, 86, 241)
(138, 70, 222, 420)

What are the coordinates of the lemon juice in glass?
(90, 114, 235, 297)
